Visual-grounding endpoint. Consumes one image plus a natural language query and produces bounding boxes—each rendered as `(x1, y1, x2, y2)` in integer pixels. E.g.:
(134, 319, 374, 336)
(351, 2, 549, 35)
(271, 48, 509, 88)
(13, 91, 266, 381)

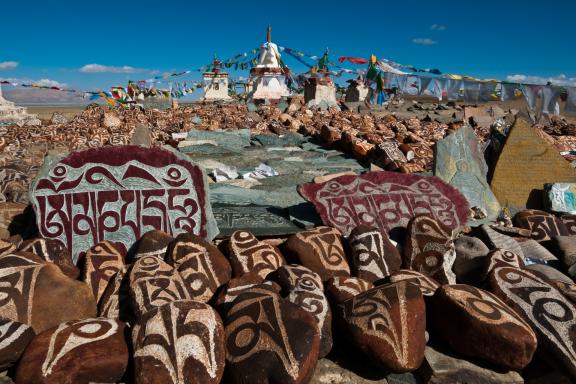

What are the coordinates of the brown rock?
(389, 269, 440, 296)
(483, 248, 525, 278)
(134, 229, 173, 260)
(167, 232, 231, 303)
(324, 276, 374, 303)
(83, 241, 124, 303)
(0, 319, 34, 370)
(98, 270, 132, 322)
(338, 281, 426, 372)
(514, 209, 570, 242)
(227, 231, 286, 278)
(133, 300, 225, 384)
(0, 253, 96, 333)
(430, 284, 537, 370)
(15, 318, 128, 384)
(224, 286, 320, 384)
(19, 238, 79, 279)
(283, 226, 350, 281)
(348, 225, 401, 283)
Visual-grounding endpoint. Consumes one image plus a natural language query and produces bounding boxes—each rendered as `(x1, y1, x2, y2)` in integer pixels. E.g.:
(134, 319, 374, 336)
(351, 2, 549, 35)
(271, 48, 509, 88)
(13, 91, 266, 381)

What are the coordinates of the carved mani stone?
(514, 209, 569, 242)
(430, 284, 537, 370)
(133, 229, 173, 260)
(19, 237, 79, 279)
(483, 249, 525, 279)
(273, 265, 332, 358)
(227, 231, 286, 279)
(129, 256, 191, 318)
(298, 171, 469, 237)
(0, 253, 96, 333)
(324, 276, 374, 304)
(403, 215, 456, 284)
(133, 300, 225, 384)
(389, 269, 441, 297)
(348, 225, 401, 283)
(0, 319, 35, 370)
(15, 318, 128, 384)
(166, 232, 231, 303)
(338, 281, 426, 372)
(224, 286, 320, 384)
(488, 266, 576, 377)
(98, 270, 132, 323)
(83, 240, 124, 304)
(283, 226, 350, 281)
(29, 145, 219, 263)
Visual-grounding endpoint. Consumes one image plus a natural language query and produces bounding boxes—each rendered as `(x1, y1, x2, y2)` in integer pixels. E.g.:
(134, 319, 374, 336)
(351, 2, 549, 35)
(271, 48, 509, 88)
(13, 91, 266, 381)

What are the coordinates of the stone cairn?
(0, 101, 576, 383)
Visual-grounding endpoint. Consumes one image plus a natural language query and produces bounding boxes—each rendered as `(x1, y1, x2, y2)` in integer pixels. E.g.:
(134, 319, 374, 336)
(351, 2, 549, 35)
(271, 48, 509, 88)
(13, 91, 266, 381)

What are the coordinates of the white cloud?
(80, 63, 148, 73)
(505, 73, 576, 86)
(412, 38, 437, 45)
(35, 78, 67, 87)
(430, 24, 446, 31)
(0, 61, 18, 70)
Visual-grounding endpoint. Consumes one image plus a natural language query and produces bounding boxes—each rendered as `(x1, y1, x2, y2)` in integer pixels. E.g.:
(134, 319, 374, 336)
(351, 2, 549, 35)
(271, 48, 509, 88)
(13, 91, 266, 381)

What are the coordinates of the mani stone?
(560, 214, 576, 235)
(403, 215, 456, 284)
(490, 119, 576, 212)
(324, 276, 374, 304)
(488, 266, 576, 377)
(19, 238, 79, 279)
(29, 145, 218, 263)
(514, 209, 570, 242)
(419, 344, 524, 384)
(517, 238, 559, 265)
(98, 270, 132, 322)
(129, 255, 191, 318)
(273, 265, 332, 358)
(338, 281, 426, 372)
(549, 236, 576, 269)
(298, 170, 470, 237)
(283, 226, 350, 281)
(83, 240, 125, 304)
(348, 225, 402, 283)
(483, 249, 525, 278)
(133, 230, 173, 260)
(0, 253, 97, 333)
(389, 269, 441, 297)
(434, 125, 501, 225)
(15, 318, 128, 384)
(544, 183, 576, 214)
(429, 284, 537, 370)
(227, 231, 286, 279)
(133, 300, 225, 384)
(224, 286, 320, 384)
(166, 232, 232, 303)
(0, 319, 34, 370)
(478, 224, 525, 258)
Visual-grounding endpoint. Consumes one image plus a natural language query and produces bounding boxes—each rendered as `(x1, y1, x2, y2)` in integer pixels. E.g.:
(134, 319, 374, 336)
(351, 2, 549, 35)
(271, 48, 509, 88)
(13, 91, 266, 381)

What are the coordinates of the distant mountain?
(3, 88, 89, 105)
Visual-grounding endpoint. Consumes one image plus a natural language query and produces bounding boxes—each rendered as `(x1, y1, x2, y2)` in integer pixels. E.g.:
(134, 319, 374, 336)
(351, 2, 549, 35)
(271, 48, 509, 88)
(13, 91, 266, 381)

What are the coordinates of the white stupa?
(0, 84, 35, 124)
(249, 25, 290, 101)
(203, 56, 232, 101)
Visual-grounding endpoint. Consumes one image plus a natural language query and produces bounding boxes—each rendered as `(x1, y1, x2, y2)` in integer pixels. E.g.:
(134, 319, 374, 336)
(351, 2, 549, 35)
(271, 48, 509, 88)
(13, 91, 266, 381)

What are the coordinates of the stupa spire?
(267, 24, 271, 43)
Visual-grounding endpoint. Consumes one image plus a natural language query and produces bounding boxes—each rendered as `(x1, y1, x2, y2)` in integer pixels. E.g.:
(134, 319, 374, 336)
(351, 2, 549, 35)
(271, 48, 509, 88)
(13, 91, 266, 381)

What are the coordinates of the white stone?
(0, 84, 37, 124)
(345, 80, 369, 102)
(203, 73, 231, 101)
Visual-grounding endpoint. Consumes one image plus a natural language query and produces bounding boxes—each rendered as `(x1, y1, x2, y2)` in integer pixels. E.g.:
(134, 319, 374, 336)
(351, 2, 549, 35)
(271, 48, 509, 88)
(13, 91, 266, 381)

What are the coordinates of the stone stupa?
(249, 25, 290, 101)
(0, 84, 37, 125)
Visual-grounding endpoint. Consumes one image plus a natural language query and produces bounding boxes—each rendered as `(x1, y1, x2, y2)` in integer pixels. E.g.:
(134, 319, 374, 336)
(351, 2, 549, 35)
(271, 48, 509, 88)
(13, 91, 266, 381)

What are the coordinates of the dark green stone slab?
(212, 204, 301, 238)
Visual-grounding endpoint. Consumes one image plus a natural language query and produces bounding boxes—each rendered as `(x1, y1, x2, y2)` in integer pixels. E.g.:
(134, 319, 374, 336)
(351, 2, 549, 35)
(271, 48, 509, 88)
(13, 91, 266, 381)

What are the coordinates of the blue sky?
(1, 0, 575, 96)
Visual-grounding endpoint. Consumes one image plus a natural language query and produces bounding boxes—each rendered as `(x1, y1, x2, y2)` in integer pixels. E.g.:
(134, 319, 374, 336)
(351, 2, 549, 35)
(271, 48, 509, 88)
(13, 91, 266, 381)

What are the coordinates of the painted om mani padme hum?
(339, 281, 426, 372)
(298, 171, 469, 237)
(133, 300, 225, 384)
(29, 145, 219, 263)
(224, 286, 320, 384)
(83, 240, 125, 304)
(488, 266, 576, 377)
(429, 284, 537, 370)
(15, 318, 128, 384)
(227, 230, 286, 279)
(0, 319, 35, 370)
(324, 276, 374, 303)
(389, 269, 440, 297)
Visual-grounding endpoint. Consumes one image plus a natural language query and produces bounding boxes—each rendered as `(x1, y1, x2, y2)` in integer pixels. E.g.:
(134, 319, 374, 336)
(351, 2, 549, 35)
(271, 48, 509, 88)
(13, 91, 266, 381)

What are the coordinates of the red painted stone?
(298, 171, 469, 236)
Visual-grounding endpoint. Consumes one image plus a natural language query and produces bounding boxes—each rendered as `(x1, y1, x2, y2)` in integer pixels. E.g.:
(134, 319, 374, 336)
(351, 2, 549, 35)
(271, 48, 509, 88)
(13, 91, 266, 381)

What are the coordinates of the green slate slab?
(179, 129, 251, 154)
(212, 204, 301, 238)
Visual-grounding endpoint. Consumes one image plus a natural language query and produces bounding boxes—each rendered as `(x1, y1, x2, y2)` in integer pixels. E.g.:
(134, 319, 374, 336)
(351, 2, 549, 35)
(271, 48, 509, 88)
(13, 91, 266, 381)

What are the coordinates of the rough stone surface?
(0, 253, 96, 333)
(82, 240, 124, 304)
(29, 145, 218, 262)
(453, 235, 490, 284)
(284, 226, 350, 281)
(133, 300, 225, 384)
(324, 276, 374, 304)
(517, 238, 559, 265)
(348, 225, 402, 283)
(478, 224, 525, 257)
(544, 183, 576, 214)
(514, 209, 569, 242)
(15, 318, 128, 384)
(490, 119, 576, 211)
(389, 269, 440, 296)
(224, 286, 320, 384)
(434, 126, 501, 225)
(488, 266, 576, 377)
(549, 235, 576, 269)
(338, 282, 426, 372)
(133, 229, 173, 260)
(298, 171, 470, 237)
(227, 230, 286, 278)
(19, 238, 79, 279)
(403, 215, 456, 284)
(0, 319, 34, 370)
(483, 249, 525, 278)
(430, 284, 537, 369)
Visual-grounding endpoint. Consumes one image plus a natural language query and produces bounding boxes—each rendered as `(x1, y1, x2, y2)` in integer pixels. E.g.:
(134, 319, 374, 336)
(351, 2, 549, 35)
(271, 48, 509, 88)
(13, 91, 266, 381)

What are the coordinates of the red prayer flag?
(338, 56, 369, 65)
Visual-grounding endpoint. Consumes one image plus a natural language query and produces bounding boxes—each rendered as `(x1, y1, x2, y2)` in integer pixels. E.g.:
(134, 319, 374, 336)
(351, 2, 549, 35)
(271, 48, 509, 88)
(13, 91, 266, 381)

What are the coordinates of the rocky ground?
(1, 98, 576, 383)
